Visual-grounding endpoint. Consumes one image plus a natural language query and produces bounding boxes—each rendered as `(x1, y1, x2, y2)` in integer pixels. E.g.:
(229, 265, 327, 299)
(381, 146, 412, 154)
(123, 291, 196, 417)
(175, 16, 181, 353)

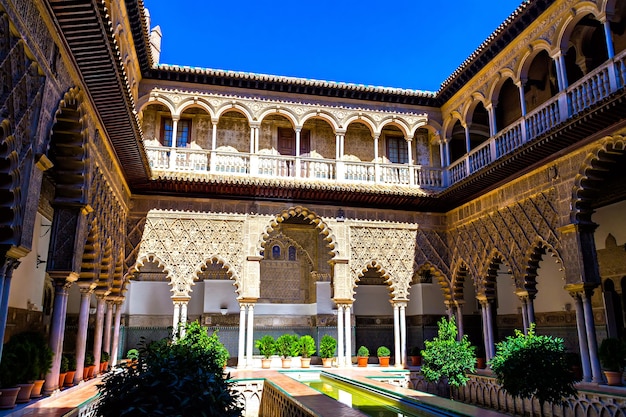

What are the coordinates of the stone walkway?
(0, 378, 100, 417)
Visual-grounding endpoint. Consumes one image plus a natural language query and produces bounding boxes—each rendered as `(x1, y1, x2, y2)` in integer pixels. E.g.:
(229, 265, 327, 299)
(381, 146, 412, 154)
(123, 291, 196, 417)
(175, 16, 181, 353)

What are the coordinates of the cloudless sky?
(144, 0, 524, 92)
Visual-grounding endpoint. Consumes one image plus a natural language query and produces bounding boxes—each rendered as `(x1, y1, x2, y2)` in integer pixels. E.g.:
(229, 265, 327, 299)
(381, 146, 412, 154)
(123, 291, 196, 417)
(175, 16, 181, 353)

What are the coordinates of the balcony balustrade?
(145, 50, 626, 190)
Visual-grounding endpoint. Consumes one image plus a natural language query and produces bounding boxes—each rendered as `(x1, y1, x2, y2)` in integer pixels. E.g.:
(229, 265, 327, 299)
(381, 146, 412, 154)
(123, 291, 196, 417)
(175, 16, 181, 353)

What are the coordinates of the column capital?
(391, 300, 407, 308)
(333, 299, 353, 306)
(78, 282, 97, 294)
(565, 282, 599, 298)
(335, 128, 347, 135)
(238, 297, 258, 305)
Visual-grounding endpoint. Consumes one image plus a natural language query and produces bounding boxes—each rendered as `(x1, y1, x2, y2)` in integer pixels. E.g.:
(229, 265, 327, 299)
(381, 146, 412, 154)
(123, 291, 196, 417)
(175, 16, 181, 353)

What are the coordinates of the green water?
(305, 376, 441, 417)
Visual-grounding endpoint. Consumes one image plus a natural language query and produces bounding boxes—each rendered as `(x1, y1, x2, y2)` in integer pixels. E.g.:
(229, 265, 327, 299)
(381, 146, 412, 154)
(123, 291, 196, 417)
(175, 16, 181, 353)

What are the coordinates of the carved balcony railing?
(145, 51, 626, 191)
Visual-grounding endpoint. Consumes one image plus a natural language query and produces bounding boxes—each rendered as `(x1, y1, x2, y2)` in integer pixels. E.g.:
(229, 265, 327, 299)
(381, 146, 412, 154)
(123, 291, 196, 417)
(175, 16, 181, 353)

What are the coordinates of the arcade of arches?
(1, 0, 626, 399)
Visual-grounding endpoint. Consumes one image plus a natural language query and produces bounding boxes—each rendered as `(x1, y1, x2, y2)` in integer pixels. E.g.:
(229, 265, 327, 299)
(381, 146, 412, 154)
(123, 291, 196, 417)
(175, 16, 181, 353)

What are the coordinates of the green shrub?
(101, 351, 110, 363)
(84, 351, 95, 366)
(126, 349, 139, 361)
(255, 335, 276, 358)
(421, 316, 475, 388)
(319, 335, 337, 359)
(377, 346, 391, 357)
(60, 354, 69, 373)
(65, 353, 77, 371)
(96, 321, 242, 417)
(408, 346, 422, 357)
(489, 324, 578, 407)
(357, 345, 369, 357)
(598, 337, 626, 372)
(276, 334, 299, 358)
(298, 335, 316, 358)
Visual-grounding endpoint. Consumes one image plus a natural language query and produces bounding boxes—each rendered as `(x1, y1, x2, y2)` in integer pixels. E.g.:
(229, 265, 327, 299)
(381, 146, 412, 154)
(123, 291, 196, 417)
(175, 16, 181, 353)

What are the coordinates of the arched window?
(288, 246, 297, 261)
(272, 245, 281, 260)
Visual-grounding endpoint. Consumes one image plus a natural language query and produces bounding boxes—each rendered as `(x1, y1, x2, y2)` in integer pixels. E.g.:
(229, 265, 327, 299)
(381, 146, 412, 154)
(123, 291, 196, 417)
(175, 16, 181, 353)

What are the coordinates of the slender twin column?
(110, 301, 123, 367)
(479, 297, 495, 360)
(391, 301, 407, 367)
(172, 297, 190, 339)
(0, 256, 20, 361)
(237, 302, 256, 368)
(515, 290, 536, 334)
(335, 302, 353, 366)
(74, 284, 95, 384)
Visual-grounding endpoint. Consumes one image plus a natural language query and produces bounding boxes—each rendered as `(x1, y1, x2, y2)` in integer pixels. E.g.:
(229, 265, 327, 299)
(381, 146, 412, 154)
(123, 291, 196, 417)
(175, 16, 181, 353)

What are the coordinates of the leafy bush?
(598, 337, 626, 372)
(298, 335, 316, 358)
(408, 346, 422, 357)
(101, 351, 110, 363)
(126, 349, 139, 361)
(357, 346, 369, 357)
(489, 324, 578, 407)
(60, 354, 69, 373)
(255, 335, 275, 358)
(319, 335, 337, 359)
(377, 346, 391, 357)
(65, 353, 77, 371)
(96, 321, 242, 417)
(421, 316, 475, 388)
(84, 351, 95, 366)
(276, 334, 299, 358)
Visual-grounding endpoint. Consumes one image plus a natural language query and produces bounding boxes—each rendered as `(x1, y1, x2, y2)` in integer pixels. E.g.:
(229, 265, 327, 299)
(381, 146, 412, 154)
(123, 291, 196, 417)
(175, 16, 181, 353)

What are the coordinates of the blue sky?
(144, 0, 524, 92)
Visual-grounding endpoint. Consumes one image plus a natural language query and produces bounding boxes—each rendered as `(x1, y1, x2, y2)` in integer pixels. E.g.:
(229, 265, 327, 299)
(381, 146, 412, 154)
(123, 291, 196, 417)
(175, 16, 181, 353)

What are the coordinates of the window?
(272, 245, 281, 260)
(288, 246, 297, 261)
(160, 118, 191, 147)
(386, 136, 408, 164)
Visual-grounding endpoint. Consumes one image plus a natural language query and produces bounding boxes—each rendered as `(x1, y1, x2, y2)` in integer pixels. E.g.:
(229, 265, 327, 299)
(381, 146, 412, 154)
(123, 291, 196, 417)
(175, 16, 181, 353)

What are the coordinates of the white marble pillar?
(520, 297, 529, 334)
(399, 302, 407, 367)
(439, 139, 446, 167)
(249, 126, 255, 154)
(172, 302, 181, 339)
(517, 80, 527, 117)
(573, 294, 592, 382)
(393, 302, 401, 367)
(169, 117, 179, 169)
(44, 278, 73, 394)
(92, 295, 106, 376)
(373, 134, 380, 182)
(246, 304, 255, 367)
(110, 302, 122, 366)
(526, 295, 536, 326)
(582, 291, 603, 383)
(103, 301, 114, 356)
(344, 304, 352, 367)
(455, 303, 464, 339)
(554, 52, 568, 90)
(485, 301, 495, 359)
(603, 19, 615, 59)
(74, 285, 93, 384)
(211, 121, 218, 150)
(464, 123, 471, 153)
(337, 305, 344, 367)
(180, 301, 188, 338)
(295, 128, 301, 177)
(238, 304, 246, 368)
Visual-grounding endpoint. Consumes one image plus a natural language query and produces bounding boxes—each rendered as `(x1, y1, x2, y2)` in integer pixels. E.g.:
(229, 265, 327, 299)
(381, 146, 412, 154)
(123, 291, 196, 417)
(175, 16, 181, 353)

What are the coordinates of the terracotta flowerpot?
(16, 383, 34, 403)
(281, 358, 292, 368)
(409, 355, 422, 366)
(100, 361, 109, 373)
(58, 372, 67, 389)
(604, 370, 623, 386)
(64, 370, 76, 387)
(30, 380, 45, 398)
(300, 357, 311, 368)
(0, 387, 20, 409)
(357, 356, 368, 367)
(476, 357, 486, 369)
(261, 358, 272, 369)
(86, 365, 95, 379)
(378, 356, 390, 367)
(322, 357, 333, 368)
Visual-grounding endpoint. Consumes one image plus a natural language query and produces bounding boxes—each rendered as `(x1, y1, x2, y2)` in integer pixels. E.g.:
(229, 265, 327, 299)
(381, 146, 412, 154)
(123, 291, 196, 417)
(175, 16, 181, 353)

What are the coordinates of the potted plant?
(100, 351, 110, 373)
(276, 334, 298, 368)
(377, 346, 391, 367)
(0, 342, 22, 409)
(59, 354, 69, 390)
(408, 346, 422, 366)
(599, 337, 626, 386)
(475, 344, 486, 369)
(207, 330, 230, 369)
(8, 332, 39, 403)
(357, 345, 369, 367)
(255, 335, 275, 369)
(319, 335, 337, 368)
(298, 335, 316, 368)
(30, 333, 52, 398)
(126, 348, 139, 367)
(84, 351, 96, 380)
(421, 316, 475, 398)
(64, 354, 77, 387)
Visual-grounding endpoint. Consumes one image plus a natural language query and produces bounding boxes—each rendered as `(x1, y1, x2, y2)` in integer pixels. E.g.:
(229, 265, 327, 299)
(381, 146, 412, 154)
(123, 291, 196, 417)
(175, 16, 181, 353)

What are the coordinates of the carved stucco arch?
(215, 102, 254, 122)
(79, 219, 101, 286)
(355, 259, 399, 300)
(572, 135, 626, 222)
(177, 99, 217, 119)
(137, 94, 176, 116)
(300, 110, 340, 131)
(477, 249, 513, 299)
(557, 4, 603, 52)
(517, 42, 556, 82)
(127, 252, 173, 283)
(523, 238, 564, 297)
(257, 107, 299, 128)
(414, 261, 451, 302)
(258, 206, 339, 258)
(344, 115, 376, 134)
(377, 118, 411, 139)
(195, 255, 241, 296)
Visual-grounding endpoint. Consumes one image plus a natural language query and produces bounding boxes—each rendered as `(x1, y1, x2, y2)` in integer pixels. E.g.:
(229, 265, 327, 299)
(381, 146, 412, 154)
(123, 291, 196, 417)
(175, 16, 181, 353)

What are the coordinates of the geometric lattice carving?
(449, 189, 561, 297)
(349, 225, 418, 300)
(131, 210, 244, 297)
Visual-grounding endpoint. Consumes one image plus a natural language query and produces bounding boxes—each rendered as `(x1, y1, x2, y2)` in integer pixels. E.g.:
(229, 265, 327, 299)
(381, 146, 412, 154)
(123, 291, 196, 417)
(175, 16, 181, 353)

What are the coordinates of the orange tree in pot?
(377, 346, 391, 367)
(357, 345, 369, 367)
(319, 335, 337, 368)
(255, 335, 275, 368)
(598, 337, 626, 386)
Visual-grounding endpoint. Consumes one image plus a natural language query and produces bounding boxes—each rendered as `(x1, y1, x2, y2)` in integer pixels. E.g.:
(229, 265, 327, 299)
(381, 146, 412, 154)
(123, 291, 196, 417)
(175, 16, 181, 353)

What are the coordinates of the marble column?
(337, 305, 344, 367)
(110, 302, 122, 366)
(44, 276, 76, 394)
(180, 301, 188, 338)
(103, 301, 114, 357)
(74, 284, 94, 384)
(246, 303, 255, 367)
(238, 304, 246, 368)
(485, 301, 495, 359)
(571, 292, 592, 382)
(172, 301, 181, 339)
(393, 302, 401, 367)
(92, 294, 107, 376)
(344, 304, 352, 367)
(455, 302, 464, 339)
(0, 257, 19, 361)
(399, 302, 407, 367)
(581, 289, 603, 383)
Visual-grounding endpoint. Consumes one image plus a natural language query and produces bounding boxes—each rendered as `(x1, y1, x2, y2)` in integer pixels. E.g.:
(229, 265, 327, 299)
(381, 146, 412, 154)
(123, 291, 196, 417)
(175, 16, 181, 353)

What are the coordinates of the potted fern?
(319, 335, 337, 368)
(298, 335, 316, 368)
(255, 335, 275, 369)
